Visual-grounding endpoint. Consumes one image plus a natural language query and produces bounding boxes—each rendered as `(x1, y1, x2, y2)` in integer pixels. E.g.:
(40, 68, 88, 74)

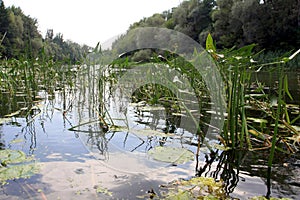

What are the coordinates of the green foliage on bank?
(0, 0, 90, 63)
(112, 0, 299, 69)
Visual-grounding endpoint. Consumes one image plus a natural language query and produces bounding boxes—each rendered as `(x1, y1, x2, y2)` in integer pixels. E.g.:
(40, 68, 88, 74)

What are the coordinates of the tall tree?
(0, 0, 9, 55)
(212, 0, 235, 47)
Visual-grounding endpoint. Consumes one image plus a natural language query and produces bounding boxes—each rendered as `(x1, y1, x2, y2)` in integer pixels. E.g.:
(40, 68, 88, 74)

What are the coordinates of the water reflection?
(70, 63, 300, 198)
(195, 148, 300, 199)
(0, 63, 299, 199)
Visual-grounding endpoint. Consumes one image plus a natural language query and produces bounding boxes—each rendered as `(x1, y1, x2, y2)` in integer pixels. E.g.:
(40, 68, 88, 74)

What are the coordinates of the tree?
(0, 0, 9, 55)
(172, 0, 215, 43)
(45, 29, 54, 40)
(212, 0, 235, 48)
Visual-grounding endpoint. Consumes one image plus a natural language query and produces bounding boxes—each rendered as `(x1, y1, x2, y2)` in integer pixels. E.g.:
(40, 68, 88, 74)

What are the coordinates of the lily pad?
(163, 177, 227, 200)
(0, 149, 33, 165)
(130, 129, 174, 137)
(0, 163, 39, 184)
(0, 149, 39, 184)
(148, 146, 194, 164)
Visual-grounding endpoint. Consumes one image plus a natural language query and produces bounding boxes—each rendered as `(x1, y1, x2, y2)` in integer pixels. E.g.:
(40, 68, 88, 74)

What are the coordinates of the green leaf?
(165, 190, 192, 200)
(206, 33, 216, 52)
(234, 44, 256, 57)
(0, 149, 33, 165)
(0, 149, 39, 184)
(284, 74, 293, 100)
(148, 146, 194, 164)
(95, 185, 113, 196)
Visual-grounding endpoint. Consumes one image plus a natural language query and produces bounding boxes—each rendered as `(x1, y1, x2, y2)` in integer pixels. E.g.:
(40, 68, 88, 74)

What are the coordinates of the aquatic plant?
(0, 149, 40, 185)
(206, 34, 300, 152)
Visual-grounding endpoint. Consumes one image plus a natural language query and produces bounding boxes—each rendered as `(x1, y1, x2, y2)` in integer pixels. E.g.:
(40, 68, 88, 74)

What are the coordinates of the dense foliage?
(113, 0, 299, 55)
(0, 0, 90, 63)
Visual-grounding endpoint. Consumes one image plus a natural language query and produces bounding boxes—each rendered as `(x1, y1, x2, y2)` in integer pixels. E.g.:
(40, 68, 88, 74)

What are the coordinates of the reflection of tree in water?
(238, 151, 300, 198)
(85, 125, 108, 159)
(196, 149, 300, 198)
(196, 150, 241, 195)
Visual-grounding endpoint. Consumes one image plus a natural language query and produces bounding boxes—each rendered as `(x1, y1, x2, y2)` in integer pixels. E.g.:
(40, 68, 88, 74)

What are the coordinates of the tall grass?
(206, 34, 300, 152)
(0, 51, 78, 116)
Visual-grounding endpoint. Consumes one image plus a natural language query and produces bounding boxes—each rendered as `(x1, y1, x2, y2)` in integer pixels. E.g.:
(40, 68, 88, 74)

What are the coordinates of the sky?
(5, 0, 182, 48)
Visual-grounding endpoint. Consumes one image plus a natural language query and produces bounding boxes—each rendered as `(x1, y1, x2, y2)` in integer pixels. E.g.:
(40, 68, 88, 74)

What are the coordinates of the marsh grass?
(206, 34, 300, 153)
(0, 52, 78, 117)
(105, 35, 300, 156)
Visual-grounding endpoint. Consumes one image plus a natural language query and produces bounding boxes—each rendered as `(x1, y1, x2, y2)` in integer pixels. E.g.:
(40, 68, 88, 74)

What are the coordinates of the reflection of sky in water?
(1, 93, 90, 163)
(1, 70, 299, 199)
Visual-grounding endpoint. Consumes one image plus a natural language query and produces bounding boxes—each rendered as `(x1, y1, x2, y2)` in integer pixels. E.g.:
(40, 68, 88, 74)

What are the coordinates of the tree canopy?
(0, 0, 90, 63)
(113, 0, 299, 52)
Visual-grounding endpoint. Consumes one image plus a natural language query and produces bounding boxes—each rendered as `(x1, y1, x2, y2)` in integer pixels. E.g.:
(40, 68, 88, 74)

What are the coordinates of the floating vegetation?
(0, 149, 40, 185)
(94, 185, 113, 196)
(161, 177, 226, 200)
(148, 146, 194, 164)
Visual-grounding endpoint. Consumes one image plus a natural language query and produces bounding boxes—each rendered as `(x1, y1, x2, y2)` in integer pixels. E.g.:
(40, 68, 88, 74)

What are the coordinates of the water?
(0, 68, 299, 199)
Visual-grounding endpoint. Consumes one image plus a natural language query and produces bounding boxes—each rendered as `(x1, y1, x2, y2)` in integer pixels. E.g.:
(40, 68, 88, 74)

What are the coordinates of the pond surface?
(0, 67, 299, 199)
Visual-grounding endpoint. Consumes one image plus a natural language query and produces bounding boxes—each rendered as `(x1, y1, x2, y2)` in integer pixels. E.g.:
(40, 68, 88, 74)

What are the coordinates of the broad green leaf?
(0, 149, 39, 184)
(0, 149, 33, 165)
(0, 164, 39, 184)
(234, 44, 256, 57)
(165, 190, 192, 200)
(148, 146, 194, 164)
(163, 177, 227, 199)
(206, 33, 216, 52)
(131, 129, 174, 137)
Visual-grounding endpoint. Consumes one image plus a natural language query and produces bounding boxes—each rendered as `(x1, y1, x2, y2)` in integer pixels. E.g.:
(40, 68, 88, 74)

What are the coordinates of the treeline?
(113, 0, 299, 53)
(0, 0, 90, 63)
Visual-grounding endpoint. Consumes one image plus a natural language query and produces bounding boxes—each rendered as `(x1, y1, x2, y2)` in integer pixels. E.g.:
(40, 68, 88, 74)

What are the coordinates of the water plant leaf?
(284, 74, 293, 100)
(0, 149, 33, 165)
(148, 146, 194, 164)
(95, 185, 112, 196)
(164, 190, 192, 200)
(0, 149, 39, 184)
(0, 163, 39, 184)
(163, 177, 227, 199)
(206, 33, 216, 53)
(131, 129, 174, 137)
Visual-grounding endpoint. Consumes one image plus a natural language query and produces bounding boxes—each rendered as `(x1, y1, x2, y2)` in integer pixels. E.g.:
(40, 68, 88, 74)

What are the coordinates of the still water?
(0, 67, 299, 199)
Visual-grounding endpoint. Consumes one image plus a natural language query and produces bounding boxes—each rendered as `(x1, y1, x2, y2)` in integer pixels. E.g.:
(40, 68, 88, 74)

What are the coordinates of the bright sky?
(5, 0, 181, 47)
